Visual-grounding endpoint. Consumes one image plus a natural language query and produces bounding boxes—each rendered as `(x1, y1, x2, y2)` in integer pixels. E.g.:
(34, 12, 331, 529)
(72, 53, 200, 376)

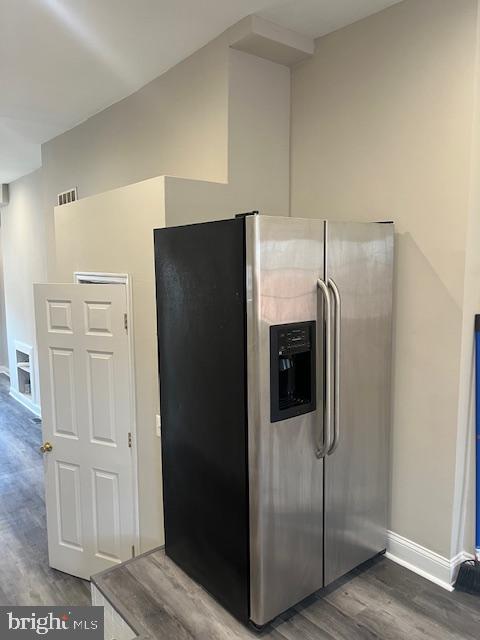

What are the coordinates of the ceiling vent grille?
(57, 187, 78, 206)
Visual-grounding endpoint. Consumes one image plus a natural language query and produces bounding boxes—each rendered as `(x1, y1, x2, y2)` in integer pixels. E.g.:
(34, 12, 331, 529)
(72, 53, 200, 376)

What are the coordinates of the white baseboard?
(386, 530, 473, 591)
(10, 388, 41, 417)
(0, 366, 10, 376)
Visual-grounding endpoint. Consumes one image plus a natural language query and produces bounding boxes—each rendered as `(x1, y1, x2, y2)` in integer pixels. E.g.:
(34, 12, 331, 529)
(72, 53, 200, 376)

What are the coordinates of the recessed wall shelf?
(11, 341, 40, 416)
(15, 344, 33, 397)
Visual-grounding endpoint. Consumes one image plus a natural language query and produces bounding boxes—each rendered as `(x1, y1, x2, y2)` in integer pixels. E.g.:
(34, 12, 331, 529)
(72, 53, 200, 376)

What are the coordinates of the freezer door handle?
(328, 278, 341, 455)
(316, 279, 333, 458)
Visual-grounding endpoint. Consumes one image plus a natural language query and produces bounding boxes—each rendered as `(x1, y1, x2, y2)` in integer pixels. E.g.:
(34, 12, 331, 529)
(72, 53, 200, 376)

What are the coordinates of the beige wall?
(50, 45, 290, 550)
(42, 37, 229, 206)
(290, 0, 477, 557)
(2, 33, 232, 420)
(227, 49, 290, 216)
(1, 17, 292, 551)
(41, 36, 230, 279)
(451, 4, 480, 557)
(164, 49, 290, 227)
(1, 169, 47, 410)
(54, 177, 166, 552)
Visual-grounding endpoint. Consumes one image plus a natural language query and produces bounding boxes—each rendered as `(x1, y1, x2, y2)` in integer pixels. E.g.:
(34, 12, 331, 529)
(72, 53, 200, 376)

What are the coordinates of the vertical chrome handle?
(328, 278, 341, 455)
(316, 279, 332, 458)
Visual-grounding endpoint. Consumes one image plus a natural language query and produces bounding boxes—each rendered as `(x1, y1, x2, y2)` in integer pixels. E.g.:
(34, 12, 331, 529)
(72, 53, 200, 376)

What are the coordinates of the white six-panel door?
(34, 283, 135, 580)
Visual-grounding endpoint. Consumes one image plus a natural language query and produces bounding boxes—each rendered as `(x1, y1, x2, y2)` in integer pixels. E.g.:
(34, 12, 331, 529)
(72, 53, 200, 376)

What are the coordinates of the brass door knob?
(40, 442, 53, 454)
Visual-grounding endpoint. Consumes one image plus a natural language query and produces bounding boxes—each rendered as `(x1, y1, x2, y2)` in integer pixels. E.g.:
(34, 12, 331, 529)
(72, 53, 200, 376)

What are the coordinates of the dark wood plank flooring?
(0, 373, 90, 605)
(94, 547, 480, 640)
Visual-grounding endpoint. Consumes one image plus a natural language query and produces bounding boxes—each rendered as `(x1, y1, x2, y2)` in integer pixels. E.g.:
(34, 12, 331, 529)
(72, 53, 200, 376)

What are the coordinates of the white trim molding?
(0, 366, 10, 376)
(386, 530, 473, 591)
(74, 271, 130, 285)
(10, 388, 41, 417)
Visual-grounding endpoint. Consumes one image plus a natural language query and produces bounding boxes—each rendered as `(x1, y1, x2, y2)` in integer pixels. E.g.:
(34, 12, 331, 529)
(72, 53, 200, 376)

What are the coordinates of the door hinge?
(124, 313, 128, 333)
(128, 432, 132, 448)
(131, 544, 135, 558)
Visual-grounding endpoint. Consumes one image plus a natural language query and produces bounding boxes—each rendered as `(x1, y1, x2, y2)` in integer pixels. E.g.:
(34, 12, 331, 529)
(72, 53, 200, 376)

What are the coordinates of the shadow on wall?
(389, 230, 463, 554)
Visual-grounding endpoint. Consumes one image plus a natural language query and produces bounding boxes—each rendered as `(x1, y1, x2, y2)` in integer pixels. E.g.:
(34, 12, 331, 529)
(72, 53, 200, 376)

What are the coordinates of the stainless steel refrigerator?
(154, 214, 394, 627)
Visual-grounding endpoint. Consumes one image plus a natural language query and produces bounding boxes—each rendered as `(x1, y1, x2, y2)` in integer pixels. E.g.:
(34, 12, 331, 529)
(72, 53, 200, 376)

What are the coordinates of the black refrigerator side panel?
(154, 219, 249, 623)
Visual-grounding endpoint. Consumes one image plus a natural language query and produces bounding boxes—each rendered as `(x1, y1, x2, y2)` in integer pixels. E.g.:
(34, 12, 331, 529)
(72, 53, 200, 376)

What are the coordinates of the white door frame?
(74, 271, 140, 555)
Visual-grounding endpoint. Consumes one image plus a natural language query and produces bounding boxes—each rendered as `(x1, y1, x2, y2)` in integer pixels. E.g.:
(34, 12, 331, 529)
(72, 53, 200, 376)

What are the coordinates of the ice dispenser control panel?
(270, 321, 316, 423)
(278, 326, 311, 354)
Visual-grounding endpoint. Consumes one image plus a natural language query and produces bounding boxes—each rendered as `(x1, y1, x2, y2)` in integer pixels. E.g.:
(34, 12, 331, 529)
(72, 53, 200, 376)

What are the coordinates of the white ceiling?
(259, 0, 403, 38)
(0, 0, 402, 184)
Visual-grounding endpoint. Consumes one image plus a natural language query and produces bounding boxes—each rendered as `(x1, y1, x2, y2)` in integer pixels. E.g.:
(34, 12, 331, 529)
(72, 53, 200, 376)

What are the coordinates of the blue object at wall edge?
(474, 315, 480, 556)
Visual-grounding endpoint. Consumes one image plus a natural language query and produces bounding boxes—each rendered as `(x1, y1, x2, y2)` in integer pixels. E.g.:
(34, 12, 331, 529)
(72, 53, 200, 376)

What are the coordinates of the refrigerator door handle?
(316, 279, 333, 458)
(328, 278, 341, 455)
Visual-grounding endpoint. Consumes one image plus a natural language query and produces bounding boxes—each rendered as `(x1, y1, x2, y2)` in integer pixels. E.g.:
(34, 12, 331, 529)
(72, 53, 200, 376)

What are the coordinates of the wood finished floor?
(4, 368, 478, 637)
(95, 547, 480, 640)
(0, 374, 90, 606)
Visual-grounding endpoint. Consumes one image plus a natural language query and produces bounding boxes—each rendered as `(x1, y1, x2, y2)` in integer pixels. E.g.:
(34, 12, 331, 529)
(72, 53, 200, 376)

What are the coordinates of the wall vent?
(57, 187, 78, 206)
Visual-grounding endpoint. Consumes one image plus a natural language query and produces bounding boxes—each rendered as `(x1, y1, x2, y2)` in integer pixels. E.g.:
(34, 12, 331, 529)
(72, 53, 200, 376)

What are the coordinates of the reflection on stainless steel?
(247, 216, 325, 626)
(247, 217, 394, 625)
(324, 221, 394, 586)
